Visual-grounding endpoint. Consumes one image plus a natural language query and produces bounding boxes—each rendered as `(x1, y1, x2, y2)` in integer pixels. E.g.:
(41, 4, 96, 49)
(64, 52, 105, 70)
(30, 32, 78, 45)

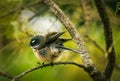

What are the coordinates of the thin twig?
(84, 35, 105, 54)
(115, 64, 120, 71)
(28, 6, 47, 21)
(94, 0, 116, 79)
(11, 62, 85, 81)
(0, 71, 13, 79)
(85, 35, 120, 72)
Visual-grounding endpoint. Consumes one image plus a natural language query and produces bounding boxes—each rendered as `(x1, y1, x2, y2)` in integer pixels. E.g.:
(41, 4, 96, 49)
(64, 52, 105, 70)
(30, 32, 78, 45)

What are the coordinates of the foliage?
(0, 0, 120, 81)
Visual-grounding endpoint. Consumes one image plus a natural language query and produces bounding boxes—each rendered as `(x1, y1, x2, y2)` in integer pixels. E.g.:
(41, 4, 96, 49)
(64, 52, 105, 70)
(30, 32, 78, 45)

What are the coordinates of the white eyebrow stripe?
(32, 40, 36, 43)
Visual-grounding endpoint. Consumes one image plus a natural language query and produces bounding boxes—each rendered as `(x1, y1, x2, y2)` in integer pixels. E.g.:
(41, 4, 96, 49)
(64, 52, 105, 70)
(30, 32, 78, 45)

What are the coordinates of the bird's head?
(30, 35, 45, 49)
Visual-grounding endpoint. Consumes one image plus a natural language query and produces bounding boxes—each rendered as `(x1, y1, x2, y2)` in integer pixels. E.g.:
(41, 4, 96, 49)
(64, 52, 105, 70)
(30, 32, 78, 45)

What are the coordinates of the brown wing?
(45, 32, 66, 45)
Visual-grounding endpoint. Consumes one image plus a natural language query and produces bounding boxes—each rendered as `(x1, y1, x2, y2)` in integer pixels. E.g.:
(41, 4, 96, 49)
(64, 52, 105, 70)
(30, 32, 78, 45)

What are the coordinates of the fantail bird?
(30, 32, 80, 62)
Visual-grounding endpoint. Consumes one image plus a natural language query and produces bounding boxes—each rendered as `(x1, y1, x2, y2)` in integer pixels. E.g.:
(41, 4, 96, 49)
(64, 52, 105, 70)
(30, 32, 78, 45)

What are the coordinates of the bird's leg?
(42, 62, 45, 65)
(50, 62, 54, 67)
(37, 62, 45, 65)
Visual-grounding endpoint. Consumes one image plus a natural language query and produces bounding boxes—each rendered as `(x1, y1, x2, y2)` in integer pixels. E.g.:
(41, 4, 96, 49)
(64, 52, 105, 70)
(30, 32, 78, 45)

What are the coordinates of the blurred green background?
(0, 0, 120, 81)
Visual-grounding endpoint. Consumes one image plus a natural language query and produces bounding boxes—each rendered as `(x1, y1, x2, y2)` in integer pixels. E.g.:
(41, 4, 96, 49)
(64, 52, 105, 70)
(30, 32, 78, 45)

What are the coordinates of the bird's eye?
(30, 35, 41, 46)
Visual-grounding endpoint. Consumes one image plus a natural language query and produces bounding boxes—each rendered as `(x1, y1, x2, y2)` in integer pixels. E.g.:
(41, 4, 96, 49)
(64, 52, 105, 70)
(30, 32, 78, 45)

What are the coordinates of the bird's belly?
(33, 46, 62, 62)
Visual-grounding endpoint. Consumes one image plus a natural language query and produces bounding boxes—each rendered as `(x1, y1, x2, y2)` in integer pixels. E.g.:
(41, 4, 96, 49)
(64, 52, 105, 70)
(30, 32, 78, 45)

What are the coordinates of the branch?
(0, 62, 85, 81)
(0, 72, 13, 79)
(42, 0, 103, 81)
(11, 62, 85, 81)
(94, 0, 116, 79)
(42, 0, 93, 67)
(0, 0, 42, 18)
(28, 6, 47, 21)
(85, 35, 120, 72)
(81, 0, 92, 35)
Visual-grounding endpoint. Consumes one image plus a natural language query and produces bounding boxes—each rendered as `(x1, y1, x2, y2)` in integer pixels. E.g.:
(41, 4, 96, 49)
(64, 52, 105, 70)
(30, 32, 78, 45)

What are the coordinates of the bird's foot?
(37, 62, 45, 65)
(50, 62, 54, 67)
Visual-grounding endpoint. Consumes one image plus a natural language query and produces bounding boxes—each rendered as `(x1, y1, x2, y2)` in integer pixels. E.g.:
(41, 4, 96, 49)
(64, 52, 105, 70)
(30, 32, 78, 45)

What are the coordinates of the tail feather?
(55, 45, 80, 54)
(58, 38, 72, 43)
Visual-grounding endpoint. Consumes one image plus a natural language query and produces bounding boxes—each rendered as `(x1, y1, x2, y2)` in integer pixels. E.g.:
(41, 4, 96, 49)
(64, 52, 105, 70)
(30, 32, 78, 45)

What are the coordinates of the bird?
(29, 32, 72, 63)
